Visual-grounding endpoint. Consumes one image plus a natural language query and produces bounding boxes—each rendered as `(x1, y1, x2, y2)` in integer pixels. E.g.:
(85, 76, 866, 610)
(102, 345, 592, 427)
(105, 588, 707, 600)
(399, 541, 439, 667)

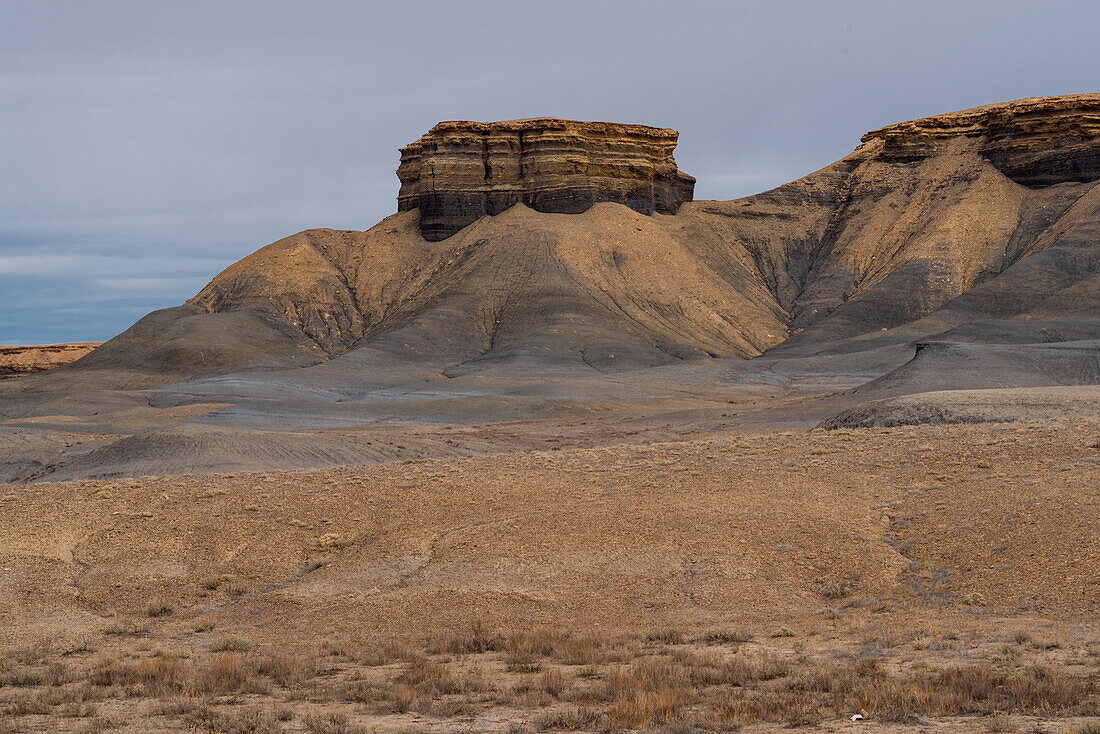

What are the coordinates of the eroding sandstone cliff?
(397, 118, 696, 240)
(864, 94, 1100, 187)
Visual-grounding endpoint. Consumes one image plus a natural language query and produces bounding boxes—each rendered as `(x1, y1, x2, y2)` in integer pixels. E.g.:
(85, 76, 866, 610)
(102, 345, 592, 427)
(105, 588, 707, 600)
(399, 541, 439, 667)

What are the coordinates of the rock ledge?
(862, 93, 1100, 186)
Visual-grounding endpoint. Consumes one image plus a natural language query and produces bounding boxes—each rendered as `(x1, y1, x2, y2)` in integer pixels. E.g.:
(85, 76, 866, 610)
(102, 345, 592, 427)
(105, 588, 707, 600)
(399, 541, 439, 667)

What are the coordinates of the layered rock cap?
(397, 118, 696, 240)
(862, 93, 1100, 186)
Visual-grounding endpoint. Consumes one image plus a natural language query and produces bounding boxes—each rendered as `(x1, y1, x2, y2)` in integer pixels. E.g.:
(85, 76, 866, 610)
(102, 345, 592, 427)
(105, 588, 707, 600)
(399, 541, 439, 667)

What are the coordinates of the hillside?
(48, 94, 1096, 383)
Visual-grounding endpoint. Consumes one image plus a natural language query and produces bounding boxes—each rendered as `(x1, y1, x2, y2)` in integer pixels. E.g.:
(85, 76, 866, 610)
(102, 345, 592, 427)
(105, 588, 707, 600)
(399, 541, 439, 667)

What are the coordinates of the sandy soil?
(0, 420, 1096, 732)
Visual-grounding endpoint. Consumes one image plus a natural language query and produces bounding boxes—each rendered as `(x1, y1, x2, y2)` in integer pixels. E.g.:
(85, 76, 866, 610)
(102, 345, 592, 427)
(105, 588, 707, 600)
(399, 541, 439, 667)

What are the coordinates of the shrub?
(358, 639, 413, 666)
(646, 628, 685, 645)
(210, 636, 251, 652)
(535, 706, 606, 731)
(539, 669, 567, 697)
(426, 620, 501, 655)
(303, 711, 365, 734)
(190, 654, 260, 696)
(257, 653, 315, 686)
(817, 578, 855, 599)
(697, 628, 752, 645)
(75, 717, 117, 734)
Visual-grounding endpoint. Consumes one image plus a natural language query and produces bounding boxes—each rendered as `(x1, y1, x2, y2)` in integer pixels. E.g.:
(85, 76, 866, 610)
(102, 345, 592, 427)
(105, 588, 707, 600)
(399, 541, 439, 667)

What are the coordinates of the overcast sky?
(2, 1, 1098, 343)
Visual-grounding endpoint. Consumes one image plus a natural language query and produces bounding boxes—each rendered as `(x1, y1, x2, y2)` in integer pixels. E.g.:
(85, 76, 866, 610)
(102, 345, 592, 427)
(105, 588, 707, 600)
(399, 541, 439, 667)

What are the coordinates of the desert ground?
(1, 419, 1097, 732)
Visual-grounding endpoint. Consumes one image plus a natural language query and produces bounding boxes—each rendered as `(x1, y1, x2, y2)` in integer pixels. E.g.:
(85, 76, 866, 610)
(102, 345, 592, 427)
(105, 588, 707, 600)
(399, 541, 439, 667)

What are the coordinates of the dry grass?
(357, 638, 415, 666)
(187, 704, 287, 733)
(145, 603, 174, 618)
(695, 628, 753, 645)
(535, 705, 607, 731)
(257, 653, 316, 686)
(210, 635, 252, 652)
(3, 624, 1098, 731)
(303, 711, 366, 734)
(603, 658, 692, 729)
(426, 620, 501, 655)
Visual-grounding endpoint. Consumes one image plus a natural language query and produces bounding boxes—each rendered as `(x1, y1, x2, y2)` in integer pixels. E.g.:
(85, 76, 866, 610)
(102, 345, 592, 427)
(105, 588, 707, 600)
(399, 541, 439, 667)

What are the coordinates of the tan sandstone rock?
(396, 118, 696, 240)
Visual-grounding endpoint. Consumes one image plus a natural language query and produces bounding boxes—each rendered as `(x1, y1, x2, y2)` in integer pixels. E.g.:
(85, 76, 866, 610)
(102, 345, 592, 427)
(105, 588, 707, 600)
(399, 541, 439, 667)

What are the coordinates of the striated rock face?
(397, 118, 695, 240)
(863, 94, 1100, 187)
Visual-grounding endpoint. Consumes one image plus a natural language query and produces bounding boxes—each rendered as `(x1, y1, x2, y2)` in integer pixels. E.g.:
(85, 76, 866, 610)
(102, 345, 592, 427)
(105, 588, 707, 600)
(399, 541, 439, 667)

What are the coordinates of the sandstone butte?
(396, 118, 696, 240)
(14, 94, 1099, 388)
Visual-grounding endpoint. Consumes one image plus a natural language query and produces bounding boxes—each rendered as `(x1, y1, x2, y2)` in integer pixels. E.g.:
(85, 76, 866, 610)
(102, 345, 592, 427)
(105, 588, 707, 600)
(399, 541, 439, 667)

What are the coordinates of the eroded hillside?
(173, 95, 1100, 377)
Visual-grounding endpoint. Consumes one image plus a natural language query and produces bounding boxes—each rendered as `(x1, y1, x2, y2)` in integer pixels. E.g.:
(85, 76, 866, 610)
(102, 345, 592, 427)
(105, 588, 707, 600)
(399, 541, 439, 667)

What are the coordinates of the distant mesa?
(0, 343, 101, 378)
(397, 118, 696, 240)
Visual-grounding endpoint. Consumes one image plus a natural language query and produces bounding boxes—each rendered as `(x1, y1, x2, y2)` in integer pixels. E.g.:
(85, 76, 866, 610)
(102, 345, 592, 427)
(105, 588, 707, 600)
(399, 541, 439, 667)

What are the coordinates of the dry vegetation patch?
(0, 623, 1097, 731)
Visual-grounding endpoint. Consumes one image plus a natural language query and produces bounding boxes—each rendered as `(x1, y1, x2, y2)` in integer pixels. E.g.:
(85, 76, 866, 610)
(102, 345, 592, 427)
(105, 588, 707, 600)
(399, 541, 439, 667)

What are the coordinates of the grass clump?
(191, 654, 264, 696)
(210, 636, 251, 652)
(697, 628, 752, 645)
(536, 706, 606, 731)
(187, 705, 282, 734)
(426, 620, 501, 655)
(303, 711, 366, 734)
(257, 653, 316, 686)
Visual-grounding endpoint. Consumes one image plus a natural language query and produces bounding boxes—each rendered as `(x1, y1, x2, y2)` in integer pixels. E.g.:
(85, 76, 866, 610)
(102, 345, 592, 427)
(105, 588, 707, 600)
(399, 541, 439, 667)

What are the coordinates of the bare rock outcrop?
(397, 118, 696, 240)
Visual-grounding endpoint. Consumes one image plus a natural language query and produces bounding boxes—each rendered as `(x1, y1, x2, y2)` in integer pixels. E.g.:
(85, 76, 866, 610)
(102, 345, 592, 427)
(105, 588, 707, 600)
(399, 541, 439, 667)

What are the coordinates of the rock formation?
(863, 94, 1100, 186)
(397, 118, 696, 240)
(20, 94, 1097, 387)
(0, 343, 100, 378)
(684, 93, 1100, 354)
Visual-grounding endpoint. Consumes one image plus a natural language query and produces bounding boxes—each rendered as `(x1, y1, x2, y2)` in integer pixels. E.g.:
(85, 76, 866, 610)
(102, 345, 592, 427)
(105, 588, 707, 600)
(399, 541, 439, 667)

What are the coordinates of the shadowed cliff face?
(397, 118, 696, 241)
(21, 94, 1100, 387)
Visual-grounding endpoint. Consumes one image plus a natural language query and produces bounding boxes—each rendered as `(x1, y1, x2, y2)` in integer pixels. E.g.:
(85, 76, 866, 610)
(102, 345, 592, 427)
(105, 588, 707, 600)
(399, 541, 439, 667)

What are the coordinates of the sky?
(2, 0, 1099, 344)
